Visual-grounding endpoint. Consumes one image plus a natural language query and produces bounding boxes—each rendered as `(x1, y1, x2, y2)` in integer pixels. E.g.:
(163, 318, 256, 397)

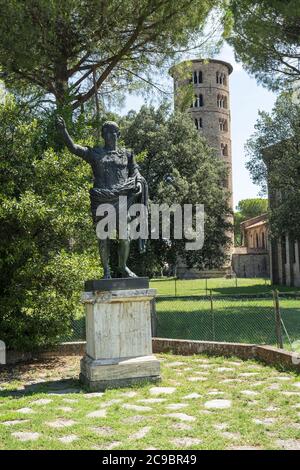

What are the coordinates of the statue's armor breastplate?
(91, 149, 129, 189)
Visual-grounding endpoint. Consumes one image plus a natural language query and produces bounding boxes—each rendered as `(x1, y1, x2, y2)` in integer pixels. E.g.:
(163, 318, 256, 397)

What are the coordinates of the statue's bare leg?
(118, 239, 137, 278)
(98, 239, 111, 279)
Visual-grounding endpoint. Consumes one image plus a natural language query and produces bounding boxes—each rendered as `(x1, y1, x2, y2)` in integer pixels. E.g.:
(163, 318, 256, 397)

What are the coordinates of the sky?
(116, 43, 278, 210)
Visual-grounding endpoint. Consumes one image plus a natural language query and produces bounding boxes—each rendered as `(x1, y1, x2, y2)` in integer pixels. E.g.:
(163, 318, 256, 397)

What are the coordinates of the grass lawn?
(150, 277, 300, 297)
(1, 354, 300, 450)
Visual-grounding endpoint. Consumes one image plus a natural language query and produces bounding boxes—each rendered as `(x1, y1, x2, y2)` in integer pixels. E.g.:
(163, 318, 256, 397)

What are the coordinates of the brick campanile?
(169, 59, 233, 212)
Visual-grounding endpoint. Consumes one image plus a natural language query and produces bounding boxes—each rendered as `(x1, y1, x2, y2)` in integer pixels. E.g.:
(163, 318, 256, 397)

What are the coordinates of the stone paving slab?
(2, 353, 300, 450)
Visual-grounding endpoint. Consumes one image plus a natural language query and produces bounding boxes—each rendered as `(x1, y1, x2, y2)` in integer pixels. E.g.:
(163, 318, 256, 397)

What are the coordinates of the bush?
(0, 96, 102, 350)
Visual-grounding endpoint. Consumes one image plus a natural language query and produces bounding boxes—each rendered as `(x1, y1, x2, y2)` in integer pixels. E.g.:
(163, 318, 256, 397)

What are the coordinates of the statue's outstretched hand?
(56, 116, 66, 129)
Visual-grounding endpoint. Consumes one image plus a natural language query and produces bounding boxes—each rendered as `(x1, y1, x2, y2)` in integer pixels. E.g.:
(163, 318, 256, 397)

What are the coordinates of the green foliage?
(236, 198, 268, 219)
(0, 0, 219, 112)
(227, 0, 300, 91)
(246, 93, 300, 240)
(0, 96, 101, 350)
(121, 104, 232, 275)
(234, 198, 268, 245)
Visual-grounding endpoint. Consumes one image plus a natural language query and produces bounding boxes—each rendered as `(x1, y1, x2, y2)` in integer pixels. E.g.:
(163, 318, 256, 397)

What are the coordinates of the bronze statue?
(57, 117, 148, 279)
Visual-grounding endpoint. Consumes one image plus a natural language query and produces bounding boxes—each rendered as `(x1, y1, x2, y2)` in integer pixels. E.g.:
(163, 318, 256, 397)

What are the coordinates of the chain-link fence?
(154, 292, 300, 348)
(150, 277, 271, 297)
(277, 292, 300, 350)
(62, 290, 300, 350)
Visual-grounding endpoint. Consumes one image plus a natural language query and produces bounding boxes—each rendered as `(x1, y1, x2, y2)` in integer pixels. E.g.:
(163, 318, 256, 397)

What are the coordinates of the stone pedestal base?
(80, 281, 160, 391)
(80, 355, 160, 391)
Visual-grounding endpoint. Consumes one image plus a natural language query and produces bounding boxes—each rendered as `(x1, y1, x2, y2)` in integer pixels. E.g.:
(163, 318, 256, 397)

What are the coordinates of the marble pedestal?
(80, 279, 160, 391)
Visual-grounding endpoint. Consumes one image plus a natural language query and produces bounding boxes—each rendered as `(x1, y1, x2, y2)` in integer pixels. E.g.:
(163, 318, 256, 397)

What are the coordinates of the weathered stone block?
(80, 286, 160, 390)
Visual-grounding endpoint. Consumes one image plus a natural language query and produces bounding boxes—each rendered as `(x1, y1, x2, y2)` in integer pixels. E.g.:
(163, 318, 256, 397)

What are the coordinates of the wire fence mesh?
(62, 288, 300, 350)
(150, 277, 271, 297)
(155, 294, 278, 345)
(278, 292, 300, 350)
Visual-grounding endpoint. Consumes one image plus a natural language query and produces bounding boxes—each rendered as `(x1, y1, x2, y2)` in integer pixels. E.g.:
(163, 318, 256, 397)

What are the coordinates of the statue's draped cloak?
(87, 148, 148, 253)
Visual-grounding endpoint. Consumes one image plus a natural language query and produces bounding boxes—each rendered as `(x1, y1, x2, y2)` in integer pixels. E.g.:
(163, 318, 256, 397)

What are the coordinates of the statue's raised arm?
(57, 116, 90, 162)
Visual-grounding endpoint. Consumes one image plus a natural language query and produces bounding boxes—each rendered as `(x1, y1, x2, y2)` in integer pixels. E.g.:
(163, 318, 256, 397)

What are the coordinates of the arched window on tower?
(217, 94, 227, 108)
(216, 72, 226, 85)
(193, 70, 203, 84)
(193, 94, 204, 107)
(219, 118, 228, 131)
(221, 143, 228, 156)
(194, 118, 202, 129)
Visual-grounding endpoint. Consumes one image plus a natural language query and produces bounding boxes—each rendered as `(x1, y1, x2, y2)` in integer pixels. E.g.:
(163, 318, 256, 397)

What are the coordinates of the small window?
(194, 118, 202, 130)
(193, 94, 204, 108)
(221, 143, 228, 156)
(216, 71, 226, 85)
(193, 70, 203, 85)
(217, 94, 227, 108)
(219, 118, 228, 131)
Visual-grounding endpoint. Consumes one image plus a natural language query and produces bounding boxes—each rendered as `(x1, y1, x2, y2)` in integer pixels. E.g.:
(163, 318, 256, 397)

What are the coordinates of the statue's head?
(102, 121, 120, 147)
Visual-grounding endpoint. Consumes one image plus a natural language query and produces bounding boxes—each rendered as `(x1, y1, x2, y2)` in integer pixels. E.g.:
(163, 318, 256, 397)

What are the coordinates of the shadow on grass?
(211, 285, 272, 295)
(0, 378, 82, 399)
(0, 357, 83, 398)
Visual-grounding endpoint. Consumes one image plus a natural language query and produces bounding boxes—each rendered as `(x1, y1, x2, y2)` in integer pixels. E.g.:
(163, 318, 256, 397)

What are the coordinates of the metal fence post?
(150, 298, 158, 337)
(235, 276, 238, 288)
(210, 289, 215, 341)
(205, 278, 208, 295)
(273, 289, 283, 349)
(175, 277, 177, 297)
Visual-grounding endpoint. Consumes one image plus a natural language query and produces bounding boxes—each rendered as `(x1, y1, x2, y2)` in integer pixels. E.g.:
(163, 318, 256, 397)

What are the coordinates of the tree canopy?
(234, 198, 268, 245)
(121, 104, 232, 273)
(0, 95, 100, 350)
(246, 93, 300, 240)
(227, 0, 300, 91)
(0, 0, 220, 114)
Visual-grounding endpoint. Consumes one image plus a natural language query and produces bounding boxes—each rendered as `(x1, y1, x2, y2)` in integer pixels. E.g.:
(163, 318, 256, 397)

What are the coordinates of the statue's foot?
(120, 266, 138, 278)
(102, 270, 112, 279)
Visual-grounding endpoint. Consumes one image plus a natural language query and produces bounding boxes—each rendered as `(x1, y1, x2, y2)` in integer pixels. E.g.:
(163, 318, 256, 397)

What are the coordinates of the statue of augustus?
(57, 117, 148, 279)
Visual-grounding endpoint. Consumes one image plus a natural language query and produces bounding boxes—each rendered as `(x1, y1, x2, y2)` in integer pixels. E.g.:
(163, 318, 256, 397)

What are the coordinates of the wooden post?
(273, 289, 283, 349)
